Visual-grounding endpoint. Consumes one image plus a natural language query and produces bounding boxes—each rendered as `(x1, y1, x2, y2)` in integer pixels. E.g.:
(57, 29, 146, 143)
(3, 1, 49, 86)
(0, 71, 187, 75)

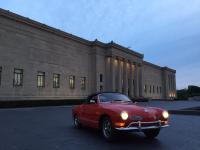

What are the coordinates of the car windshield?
(99, 93, 132, 103)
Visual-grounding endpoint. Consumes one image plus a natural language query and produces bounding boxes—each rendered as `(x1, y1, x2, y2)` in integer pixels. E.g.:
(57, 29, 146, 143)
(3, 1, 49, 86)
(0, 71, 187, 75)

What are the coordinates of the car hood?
(100, 102, 163, 120)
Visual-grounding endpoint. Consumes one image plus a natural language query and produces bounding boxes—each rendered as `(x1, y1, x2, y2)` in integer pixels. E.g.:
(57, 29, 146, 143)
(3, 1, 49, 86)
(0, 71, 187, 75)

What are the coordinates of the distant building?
(0, 8, 176, 101)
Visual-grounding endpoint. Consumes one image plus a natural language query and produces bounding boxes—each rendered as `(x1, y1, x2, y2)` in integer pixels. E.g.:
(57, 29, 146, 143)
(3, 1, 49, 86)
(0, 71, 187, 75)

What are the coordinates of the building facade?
(0, 9, 176, 101)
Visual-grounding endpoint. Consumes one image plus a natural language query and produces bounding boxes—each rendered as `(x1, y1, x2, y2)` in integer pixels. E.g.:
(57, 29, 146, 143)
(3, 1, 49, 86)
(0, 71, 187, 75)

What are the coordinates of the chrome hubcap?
(103, 120, 111, 138)
(74, 116, 79, 127)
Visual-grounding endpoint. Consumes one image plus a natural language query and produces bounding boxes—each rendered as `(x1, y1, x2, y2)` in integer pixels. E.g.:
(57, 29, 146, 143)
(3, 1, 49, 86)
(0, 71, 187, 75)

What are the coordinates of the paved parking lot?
(0, 105, 200, 150)
(138, 100, 200, 110)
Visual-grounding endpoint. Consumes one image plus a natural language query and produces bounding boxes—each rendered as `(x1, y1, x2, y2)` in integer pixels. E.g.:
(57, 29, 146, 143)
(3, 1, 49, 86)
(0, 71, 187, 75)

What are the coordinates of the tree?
(177, 85, 200, 99)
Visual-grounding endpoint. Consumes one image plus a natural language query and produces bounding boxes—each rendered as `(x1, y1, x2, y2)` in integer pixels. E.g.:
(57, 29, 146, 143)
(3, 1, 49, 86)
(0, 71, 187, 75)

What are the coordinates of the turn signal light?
(164, 120, 168, 125)
(115, 122, 125, 127)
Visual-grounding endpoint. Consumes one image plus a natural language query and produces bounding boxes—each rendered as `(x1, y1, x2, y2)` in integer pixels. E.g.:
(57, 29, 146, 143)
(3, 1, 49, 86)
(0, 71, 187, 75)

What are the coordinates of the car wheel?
(143, 129, 160, 139)
(101, 117, 116, 141)
(74, 115, 81, 129)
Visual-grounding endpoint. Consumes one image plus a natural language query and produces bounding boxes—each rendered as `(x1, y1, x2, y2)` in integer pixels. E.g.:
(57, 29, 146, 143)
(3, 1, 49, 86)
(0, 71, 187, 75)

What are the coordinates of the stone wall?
(0, 13, 91, 100)
(0, 8, 176, 100)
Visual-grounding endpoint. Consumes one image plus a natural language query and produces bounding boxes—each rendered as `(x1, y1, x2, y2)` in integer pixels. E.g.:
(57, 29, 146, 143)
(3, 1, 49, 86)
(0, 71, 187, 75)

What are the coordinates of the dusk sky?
(0, 0, 200, 89)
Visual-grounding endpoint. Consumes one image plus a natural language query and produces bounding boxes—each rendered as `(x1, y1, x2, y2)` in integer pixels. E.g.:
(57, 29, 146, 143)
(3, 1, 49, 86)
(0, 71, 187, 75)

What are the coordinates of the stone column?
(110, 56, 116, 91)
(139, 64, 143, 97)
(174, 74, 176, 97)
(123, 59, 128, 95)
(171, 75, 173, 91)
(125, 60, 129, 95)
(129, 62, 134, 98)
(105, 56, 110, 91)
(134, 63, 139, 97)
(161, 69, 168, 99)
(170, 74, 172, 92)
(118, 58, 122, 93)
(132, 64, 135, 97)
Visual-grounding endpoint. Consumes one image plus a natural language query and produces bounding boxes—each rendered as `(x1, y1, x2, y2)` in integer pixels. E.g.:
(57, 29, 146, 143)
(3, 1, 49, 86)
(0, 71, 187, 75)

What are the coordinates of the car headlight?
(162, 110, 169, 119)
(121, 111, 128, 120)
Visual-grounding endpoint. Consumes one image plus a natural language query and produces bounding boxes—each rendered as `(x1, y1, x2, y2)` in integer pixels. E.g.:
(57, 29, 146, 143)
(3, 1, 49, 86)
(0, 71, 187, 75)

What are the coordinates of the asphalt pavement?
(0, 105, 200, 150)
(137, 100, 200, 110)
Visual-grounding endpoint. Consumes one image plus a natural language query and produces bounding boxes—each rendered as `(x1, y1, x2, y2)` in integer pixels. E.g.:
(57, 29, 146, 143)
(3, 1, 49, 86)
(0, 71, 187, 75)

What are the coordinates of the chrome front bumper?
(115, 120, 169, 131)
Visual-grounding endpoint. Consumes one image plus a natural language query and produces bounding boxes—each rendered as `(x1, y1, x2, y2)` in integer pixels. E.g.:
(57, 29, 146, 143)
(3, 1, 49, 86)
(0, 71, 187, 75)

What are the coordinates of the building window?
(13, 68, 23, 87)
(144, 84, 147, 93)
(0, 67, 2, 86)
(81, 77, 86, 90)
(37, 72, 45, 88)
(128, 79, 130, 95)
(122, 79, 124, 93)
(100, 85, 103, 92)
(53, 74, 60, 88)
(115, 75, 118, 91)
(157, 86, 159, 93)
(160, 86, 162, 93)
(100, 74, 103, 82)
(69, 75, 75, 89)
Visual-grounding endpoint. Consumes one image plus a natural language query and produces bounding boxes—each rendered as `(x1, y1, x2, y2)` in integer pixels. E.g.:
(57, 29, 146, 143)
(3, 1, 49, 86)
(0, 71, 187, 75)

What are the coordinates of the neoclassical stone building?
(0, 8, 176, 101)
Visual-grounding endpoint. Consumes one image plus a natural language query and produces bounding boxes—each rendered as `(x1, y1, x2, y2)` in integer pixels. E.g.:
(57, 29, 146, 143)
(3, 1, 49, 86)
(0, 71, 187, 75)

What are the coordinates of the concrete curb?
(0, 100, 85, 108)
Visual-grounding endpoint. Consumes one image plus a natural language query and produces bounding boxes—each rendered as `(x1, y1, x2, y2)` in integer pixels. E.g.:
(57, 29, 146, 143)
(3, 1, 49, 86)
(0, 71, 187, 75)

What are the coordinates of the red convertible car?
(72, 92, 169, 141)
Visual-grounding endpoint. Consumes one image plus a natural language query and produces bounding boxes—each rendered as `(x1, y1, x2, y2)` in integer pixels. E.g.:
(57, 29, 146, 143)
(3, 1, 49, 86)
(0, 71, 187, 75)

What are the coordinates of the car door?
(81, 95, 100, 128)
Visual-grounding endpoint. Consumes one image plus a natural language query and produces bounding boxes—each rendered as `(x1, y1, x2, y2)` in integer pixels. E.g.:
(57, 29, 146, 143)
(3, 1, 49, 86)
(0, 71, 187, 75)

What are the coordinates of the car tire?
(101, 117, 116, 142)
(143, 129, 160, 139)
(74, 115, 81, 129)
